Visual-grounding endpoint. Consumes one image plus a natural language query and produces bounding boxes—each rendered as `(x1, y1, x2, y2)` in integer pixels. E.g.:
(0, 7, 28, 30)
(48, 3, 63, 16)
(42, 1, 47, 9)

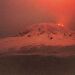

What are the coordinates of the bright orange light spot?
(57, 24, 64, 27)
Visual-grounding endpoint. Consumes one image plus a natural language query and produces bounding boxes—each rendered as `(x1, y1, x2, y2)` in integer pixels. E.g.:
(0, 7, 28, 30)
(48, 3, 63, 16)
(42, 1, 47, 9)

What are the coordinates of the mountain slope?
(0, 23, 75, 56)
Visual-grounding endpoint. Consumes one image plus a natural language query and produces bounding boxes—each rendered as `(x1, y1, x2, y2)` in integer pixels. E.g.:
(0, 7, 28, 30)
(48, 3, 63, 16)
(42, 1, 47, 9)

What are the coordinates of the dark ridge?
(0, 55, 75, 75)
(0, 45, 75, 57)
(18, 45, 75, 53)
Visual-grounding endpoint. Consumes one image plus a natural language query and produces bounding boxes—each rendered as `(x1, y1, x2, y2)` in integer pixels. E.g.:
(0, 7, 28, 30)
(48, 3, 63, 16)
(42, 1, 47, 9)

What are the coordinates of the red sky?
(0, 0, 75, 37)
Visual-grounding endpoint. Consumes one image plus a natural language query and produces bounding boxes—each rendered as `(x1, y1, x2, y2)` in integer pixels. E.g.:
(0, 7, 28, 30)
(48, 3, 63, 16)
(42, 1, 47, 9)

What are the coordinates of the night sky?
(0, 0, 75, 37)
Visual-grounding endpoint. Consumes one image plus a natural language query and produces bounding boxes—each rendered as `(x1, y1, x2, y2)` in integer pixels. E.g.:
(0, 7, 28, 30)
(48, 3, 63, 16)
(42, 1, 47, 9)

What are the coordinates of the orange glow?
(35, 0, 75, 26)
(2, 0, 75, 34)
(57, 24, 64, 27)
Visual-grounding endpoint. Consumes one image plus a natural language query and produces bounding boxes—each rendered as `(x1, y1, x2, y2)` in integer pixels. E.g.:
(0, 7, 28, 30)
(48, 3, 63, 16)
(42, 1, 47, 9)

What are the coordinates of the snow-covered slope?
(0, 23, 75, 56)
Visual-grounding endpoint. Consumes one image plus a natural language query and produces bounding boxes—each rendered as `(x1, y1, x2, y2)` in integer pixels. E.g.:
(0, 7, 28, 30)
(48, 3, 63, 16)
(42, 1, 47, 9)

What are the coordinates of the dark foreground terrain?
(0, 55, 75, 75)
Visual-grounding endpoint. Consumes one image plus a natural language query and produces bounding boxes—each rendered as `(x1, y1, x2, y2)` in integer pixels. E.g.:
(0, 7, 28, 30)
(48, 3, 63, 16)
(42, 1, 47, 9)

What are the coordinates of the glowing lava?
(57, 24, 64, 27)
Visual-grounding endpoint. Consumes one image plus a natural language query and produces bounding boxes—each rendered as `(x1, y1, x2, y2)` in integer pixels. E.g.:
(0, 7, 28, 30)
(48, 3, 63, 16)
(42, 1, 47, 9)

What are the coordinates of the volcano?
(0, 23, 75, 57)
